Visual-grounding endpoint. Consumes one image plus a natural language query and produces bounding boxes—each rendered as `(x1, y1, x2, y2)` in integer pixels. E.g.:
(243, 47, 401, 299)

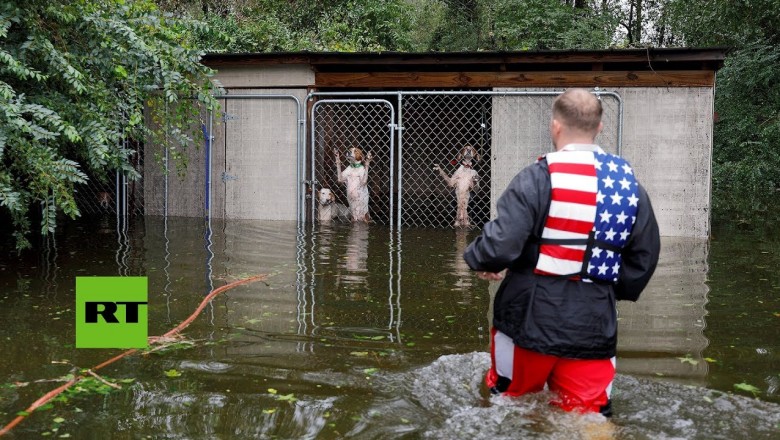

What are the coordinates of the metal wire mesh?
(401, 93, 492, 229)
(74, 139, 144, 217)
(312, 100, 395, 225)
(310, 90, 622, 230)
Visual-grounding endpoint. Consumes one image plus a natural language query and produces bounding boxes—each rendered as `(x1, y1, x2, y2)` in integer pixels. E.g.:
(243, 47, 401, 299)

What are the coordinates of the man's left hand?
(476, 270, 505, 281)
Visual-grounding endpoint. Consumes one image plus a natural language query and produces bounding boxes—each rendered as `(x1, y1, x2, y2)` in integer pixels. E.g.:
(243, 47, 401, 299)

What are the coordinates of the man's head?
(550, 88, 603, 150)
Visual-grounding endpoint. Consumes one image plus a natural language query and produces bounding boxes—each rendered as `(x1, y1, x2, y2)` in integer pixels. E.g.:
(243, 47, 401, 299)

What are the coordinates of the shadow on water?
(0, 217, 778, 439)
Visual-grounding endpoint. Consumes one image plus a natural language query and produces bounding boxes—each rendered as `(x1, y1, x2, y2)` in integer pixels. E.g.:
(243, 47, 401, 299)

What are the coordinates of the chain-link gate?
(400, 93, 493, 228)
(311, 100, 395, 225)
(309, 90, 623, 230)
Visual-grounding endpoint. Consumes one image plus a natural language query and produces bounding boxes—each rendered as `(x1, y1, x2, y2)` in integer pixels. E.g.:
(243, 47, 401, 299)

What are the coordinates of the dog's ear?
(329, 191, 335, 202)
(472, 146, 480, 162)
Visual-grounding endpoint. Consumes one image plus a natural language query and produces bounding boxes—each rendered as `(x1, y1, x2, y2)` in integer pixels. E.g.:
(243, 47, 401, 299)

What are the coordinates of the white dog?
(434, 145, 480, 227)
(334, 147, 372, 223)
(318, 188, 351, 223)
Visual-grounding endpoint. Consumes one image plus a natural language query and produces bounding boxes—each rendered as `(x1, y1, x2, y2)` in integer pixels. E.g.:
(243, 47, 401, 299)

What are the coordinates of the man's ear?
(550, 119, 562, 138)
(551, 118, 562, 133)
(595, 121, 604, 137)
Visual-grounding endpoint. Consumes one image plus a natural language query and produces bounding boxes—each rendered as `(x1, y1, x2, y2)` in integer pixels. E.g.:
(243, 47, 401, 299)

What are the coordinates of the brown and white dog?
(434, 145, 480, 227)
(318, 188, 352, 223)
(98, 191, 111, 209)
(334, 147, 372, 223)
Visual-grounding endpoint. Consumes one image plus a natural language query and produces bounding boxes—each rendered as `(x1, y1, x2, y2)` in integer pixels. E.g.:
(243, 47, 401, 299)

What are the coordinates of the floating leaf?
(268, 388, 278, 395)
(703, 396, 713, 403)
(363, 368, 379, 375)
(163, 369, 182, 378)
(263, 409, 276, 414)
(677, 355, 699, 366)
(53, 417, 65, 424)
(350, 351, 369, 357)
(704, 357, 718, 363)
(734, 382, 761, 395)
(276, 393, 297, 402)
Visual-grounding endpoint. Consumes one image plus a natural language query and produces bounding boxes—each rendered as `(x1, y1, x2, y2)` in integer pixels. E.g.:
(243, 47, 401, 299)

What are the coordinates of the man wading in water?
(464, 88, 661, 416)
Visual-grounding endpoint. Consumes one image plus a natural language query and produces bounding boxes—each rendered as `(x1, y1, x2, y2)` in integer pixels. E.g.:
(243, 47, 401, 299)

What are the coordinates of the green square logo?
(76, 277, 148, 348)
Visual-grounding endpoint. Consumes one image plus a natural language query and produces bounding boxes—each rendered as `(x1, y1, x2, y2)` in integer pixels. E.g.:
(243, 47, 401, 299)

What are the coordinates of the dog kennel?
(141, 49, 725, 237)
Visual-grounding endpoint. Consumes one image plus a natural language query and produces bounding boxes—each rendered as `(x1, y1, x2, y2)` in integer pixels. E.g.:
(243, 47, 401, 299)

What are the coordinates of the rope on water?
(0, 274, 268, 437)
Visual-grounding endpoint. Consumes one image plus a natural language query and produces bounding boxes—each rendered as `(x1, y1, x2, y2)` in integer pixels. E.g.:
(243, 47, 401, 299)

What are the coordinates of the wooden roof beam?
(315, 70, 716, 88)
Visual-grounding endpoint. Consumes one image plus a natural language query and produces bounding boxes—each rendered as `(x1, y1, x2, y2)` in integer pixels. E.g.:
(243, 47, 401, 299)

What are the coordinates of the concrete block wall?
(617, 87, 713, 238)
(491, 87, 713, 238)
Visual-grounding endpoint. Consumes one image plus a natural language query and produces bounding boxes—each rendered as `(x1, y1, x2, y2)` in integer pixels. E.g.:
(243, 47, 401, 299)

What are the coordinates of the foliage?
(488, 0, 619, 50)
(664, 0, 780, 221)
(0, 0, 216, 249)
(160, 0, 414, 52)
(709, 44, 780, 218)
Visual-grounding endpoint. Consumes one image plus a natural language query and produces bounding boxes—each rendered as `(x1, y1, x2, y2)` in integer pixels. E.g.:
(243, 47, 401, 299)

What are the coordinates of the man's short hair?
(553, 88, 602, 133)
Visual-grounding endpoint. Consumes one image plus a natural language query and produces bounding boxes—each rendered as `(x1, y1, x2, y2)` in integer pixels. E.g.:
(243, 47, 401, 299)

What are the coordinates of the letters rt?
(76, 277, 149, 348)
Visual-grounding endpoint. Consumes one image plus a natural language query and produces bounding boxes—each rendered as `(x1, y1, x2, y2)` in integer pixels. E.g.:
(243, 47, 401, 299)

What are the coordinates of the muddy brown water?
(0, 217, 778, 439)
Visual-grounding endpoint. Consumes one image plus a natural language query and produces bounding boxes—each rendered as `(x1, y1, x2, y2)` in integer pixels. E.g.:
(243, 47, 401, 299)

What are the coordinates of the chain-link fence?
(311, 100, 395, 225)
(74, 139, 144, 217)
(104, 90, 621, 228)
(309, 90, 622, 229)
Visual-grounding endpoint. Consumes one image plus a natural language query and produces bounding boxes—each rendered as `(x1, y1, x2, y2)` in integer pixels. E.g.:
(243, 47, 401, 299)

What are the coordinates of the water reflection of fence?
(145, 221, 710, 374)
(128, 219, 710, 382)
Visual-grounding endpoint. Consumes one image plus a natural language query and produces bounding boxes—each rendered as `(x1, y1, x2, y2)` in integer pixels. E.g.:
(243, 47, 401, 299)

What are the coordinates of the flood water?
(0, 216, 779, 439)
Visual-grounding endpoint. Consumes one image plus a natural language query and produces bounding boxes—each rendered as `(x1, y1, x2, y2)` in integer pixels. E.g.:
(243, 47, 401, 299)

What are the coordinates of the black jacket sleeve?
(463, 163, 546, 272)
(614, 184, 661, 301)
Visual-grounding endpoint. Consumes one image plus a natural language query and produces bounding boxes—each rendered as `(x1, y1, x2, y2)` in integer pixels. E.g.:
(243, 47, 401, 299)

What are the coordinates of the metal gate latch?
(221, 172, 238, 182)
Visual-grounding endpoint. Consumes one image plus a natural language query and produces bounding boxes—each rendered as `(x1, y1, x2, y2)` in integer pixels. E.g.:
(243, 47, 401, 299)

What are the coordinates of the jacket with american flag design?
(464, 144, 660, 359)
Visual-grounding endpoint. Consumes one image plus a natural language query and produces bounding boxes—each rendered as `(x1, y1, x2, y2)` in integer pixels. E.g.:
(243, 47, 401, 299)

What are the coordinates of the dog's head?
(318, 188, 335, 206)
(456, 145, 479, 166)
(346, 147, 364, 165)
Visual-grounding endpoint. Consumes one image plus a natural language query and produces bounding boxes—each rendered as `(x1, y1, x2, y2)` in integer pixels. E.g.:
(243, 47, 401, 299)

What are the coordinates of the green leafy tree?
(407, 0, 621, 51)
(0, 0, 216, 249)
(665, 0, 780, 220)
(160, 0, 413, 52)
(710, 44, 780, 217)
(489, 0, 619, 50)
